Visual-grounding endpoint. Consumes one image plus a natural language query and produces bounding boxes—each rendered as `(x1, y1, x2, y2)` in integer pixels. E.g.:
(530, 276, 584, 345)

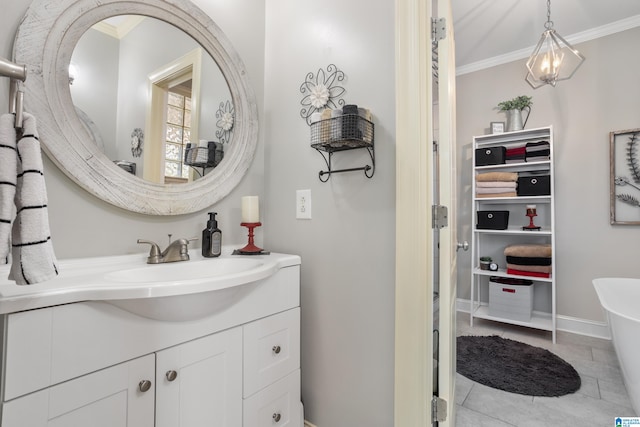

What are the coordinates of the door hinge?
(432, 205, 448, 229)
(432, 395, 448, 423)
(432, 17, 446, 42)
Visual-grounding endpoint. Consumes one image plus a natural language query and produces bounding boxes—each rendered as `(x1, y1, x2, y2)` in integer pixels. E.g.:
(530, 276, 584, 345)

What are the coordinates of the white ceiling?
(451, 0, 640, 73)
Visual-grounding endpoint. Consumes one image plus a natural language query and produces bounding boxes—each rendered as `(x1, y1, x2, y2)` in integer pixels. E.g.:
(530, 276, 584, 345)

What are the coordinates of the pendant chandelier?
(525, 0, 585, 89)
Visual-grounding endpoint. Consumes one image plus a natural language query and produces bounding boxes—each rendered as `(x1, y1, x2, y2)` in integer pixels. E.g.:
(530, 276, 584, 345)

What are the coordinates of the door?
(394, 0, 457, 425)
(155, 326, 243, 427)
(1, 355, 155, 427)
(434, 0, 458, 425)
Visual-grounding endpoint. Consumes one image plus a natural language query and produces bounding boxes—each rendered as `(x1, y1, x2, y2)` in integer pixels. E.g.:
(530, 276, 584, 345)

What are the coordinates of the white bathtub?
(593, 278, 640, 416)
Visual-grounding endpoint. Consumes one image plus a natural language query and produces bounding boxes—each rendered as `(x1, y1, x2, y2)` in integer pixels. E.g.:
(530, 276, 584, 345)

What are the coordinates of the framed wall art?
(610, 128, 640, 225)
(490, 121, 505, 134)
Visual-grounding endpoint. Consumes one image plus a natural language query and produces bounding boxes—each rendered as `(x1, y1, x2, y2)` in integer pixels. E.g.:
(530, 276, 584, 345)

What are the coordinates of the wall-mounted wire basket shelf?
(310, 114, 375, 182)
(184, 141, 224, 176)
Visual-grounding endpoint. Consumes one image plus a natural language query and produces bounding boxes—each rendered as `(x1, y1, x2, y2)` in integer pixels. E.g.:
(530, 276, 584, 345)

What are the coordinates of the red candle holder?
(522, 206, 541, 231)
(239, 222, 263, 253)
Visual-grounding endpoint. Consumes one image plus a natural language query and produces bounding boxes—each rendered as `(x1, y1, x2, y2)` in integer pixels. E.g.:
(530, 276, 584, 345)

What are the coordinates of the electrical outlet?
(296, 189, 312, 219)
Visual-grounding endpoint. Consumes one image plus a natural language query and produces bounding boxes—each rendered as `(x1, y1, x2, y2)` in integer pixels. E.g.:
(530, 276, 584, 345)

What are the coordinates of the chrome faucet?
(137, 236, 196, 264)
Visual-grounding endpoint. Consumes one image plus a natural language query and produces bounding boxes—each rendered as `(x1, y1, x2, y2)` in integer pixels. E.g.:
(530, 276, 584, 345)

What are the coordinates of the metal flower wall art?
(610, 129, 640, 224)
(300, 64, 346, 125)
(215, 100, 234, 144)
(130, 128, 144, 157)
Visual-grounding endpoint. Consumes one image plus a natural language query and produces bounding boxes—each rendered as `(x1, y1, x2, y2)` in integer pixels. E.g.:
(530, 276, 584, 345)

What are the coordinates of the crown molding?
(456, 14, 640, 76)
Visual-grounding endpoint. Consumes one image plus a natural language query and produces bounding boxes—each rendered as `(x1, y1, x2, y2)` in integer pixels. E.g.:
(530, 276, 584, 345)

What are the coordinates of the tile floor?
(455, 311, 636, 427)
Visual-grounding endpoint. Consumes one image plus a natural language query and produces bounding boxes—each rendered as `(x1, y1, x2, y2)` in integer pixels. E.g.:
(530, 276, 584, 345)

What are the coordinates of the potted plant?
(479, 256, 492, 270)
(497, 95, 532, 131)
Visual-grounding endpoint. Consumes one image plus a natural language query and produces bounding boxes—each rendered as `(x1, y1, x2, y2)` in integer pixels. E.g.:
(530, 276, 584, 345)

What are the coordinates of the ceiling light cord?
(544, 0, 554, 30)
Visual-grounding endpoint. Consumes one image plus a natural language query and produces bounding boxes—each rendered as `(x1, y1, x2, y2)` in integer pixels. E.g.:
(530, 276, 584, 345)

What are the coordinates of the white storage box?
(489, 279, 533, 322)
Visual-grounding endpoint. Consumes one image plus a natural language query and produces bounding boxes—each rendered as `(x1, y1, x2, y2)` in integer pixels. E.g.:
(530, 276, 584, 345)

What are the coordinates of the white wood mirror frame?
(13, 0, 258, 215)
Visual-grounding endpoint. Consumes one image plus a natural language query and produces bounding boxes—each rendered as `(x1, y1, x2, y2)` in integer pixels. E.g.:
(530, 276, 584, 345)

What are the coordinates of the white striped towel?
(8, 113, 58, 285)
(0, 114, 17, 264)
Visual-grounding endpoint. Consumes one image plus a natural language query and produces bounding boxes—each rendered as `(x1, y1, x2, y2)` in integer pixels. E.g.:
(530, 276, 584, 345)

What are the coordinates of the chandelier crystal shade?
(525, 0, 585, 89)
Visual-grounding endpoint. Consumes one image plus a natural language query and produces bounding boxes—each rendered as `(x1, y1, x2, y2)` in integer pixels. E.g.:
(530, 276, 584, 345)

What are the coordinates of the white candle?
(241, 196, 260, 223)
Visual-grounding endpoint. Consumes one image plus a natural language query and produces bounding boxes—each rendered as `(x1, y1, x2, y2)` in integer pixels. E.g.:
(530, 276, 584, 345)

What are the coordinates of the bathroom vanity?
(0, 251, 302, 426)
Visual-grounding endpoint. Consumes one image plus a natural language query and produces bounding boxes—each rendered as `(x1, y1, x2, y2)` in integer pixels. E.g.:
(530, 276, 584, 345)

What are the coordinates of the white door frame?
(395, 0, 457, 425)
(394, 0, 435, 424)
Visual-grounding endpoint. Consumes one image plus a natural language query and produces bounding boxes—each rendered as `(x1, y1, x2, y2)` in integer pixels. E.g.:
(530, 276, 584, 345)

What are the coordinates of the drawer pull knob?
(166, 370, 178, 382)
(138, 380, 152, 392)
(272, 345, 281, 354)
(272, 412, 282, 422)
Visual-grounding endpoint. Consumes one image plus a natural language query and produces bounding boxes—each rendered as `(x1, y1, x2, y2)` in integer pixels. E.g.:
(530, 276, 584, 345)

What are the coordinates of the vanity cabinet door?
(156, 326, 243, 427)
(1, 354, 155, 427)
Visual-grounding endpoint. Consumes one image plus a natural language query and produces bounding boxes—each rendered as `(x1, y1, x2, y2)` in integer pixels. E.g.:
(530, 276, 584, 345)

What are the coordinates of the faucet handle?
(137, 239, 162, 264)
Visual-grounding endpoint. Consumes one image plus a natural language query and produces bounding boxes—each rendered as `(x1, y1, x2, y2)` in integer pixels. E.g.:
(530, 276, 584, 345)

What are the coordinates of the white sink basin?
(104, 258, 264, 284)
(102, 257, 274, 321)
(0, 250, 302, 321)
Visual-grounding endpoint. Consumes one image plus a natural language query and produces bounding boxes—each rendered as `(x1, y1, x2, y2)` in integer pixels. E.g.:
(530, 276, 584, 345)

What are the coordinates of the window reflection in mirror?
(70, 15, 233, 184)
(165, 88, 192, 183)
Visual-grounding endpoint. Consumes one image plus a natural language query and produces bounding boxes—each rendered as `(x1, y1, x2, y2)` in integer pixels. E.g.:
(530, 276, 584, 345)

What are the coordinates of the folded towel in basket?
(195, 139, 209, 163)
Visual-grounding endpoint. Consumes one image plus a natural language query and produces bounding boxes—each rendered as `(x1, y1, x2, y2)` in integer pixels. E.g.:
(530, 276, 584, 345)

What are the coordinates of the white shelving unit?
(470, 126, 556, 342)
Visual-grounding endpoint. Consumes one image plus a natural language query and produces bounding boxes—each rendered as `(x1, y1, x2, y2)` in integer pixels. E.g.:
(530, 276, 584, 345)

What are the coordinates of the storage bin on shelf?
(489, 277, 534, 322)
(476, 210, 510, 230)
(517, 173, 551, 196)
(475, 146, 506, 166)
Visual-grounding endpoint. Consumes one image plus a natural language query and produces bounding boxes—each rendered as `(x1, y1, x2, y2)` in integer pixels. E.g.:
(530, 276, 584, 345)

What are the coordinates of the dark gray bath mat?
(456, 335, 581, 397)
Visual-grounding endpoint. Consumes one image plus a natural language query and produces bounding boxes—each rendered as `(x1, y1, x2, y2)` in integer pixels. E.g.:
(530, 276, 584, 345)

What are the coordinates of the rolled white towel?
(196, 139, 209, 163)
(0, 114, 17, 264)
(8, 113, 58, 285)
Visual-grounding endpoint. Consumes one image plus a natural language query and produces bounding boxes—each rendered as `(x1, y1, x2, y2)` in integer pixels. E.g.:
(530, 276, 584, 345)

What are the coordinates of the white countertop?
(0, 248, 301, 315)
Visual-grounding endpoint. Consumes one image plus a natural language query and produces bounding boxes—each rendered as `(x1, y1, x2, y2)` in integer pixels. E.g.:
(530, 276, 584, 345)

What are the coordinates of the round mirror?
(14, 0, 258, 215)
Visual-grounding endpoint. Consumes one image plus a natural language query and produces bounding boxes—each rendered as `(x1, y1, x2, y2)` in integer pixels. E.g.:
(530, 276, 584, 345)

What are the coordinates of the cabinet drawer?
(243, 369, 302, 427)
(243, 308, 300, 397)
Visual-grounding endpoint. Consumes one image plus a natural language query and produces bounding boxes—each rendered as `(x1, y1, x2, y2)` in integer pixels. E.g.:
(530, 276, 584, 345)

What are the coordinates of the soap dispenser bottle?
(202, 212, 222, 257)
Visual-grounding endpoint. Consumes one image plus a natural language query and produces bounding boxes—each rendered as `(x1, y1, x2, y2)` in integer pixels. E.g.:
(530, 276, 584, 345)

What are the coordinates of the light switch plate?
(296, 189, 312, 219)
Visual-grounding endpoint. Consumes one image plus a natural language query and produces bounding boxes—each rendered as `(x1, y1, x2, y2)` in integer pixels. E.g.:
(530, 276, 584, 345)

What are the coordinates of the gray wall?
(263, 1, 396, 426)
(456, 27, 640, 324)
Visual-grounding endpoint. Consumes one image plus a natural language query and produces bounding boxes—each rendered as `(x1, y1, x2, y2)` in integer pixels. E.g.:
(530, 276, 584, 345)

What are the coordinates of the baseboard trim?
(304, 421, 318, 427)
(456, 298, 611, 340)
